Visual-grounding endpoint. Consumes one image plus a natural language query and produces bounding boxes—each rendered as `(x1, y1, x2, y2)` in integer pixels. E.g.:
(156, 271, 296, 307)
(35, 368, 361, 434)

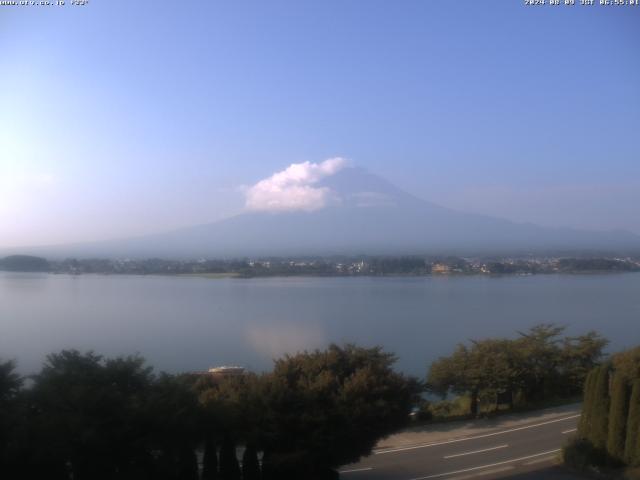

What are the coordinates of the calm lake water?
(1, 272, 639, 377)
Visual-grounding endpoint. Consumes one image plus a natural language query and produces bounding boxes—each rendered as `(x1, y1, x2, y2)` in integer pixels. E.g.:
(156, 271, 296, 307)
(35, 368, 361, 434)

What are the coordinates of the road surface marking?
(562, 428, 577, 434)
(339, 467, 373, 474)
(408, 449, 562, 479)
(375, 414, 580, 455)
(522, 455, 557, 466)
(444, 444, 509, 459)
(447, 466, 514, 480)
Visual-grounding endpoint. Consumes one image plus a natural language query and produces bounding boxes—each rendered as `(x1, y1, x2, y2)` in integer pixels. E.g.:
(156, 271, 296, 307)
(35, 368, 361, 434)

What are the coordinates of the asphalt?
(339, 407, 585, 480)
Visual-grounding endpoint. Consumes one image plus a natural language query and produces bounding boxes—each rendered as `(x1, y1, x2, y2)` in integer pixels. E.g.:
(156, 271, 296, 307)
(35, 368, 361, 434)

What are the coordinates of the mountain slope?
(9, 167, 640, 258)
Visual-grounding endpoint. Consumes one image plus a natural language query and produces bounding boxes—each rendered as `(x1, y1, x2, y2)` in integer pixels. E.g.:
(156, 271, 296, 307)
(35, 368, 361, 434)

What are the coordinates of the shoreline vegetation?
(1, 254, 639, 278)
(0, 325, 616, 479)
(0, 344, 419, 480)
(423, 324, 608, 422)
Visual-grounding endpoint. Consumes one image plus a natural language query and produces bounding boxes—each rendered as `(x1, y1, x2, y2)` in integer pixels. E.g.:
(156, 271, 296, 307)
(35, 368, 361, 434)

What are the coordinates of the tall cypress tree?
(579, 368, 597, 439)
(590, 365, 611, 450)
(260, 450, 275, 480)
(202, 436, 219, 480)
(241, 444, 261, 480)
(177, 446, 199, 480)
(625, 380, 640, 467)
(219, 437, 241, 480)
(607, 373, 630, 463)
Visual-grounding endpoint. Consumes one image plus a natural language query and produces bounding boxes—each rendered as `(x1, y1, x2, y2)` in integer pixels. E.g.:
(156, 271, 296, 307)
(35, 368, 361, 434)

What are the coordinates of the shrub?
(625, 466, 640, 480)
(624, 468, 640, 480)
(578, 368, 597, 438)
(608, 373, 631, 463)
(626, 381, 640, 467)
(563, 437, 607, 469)
(415, 403, 433, 422)
(428, 396, 470, 420)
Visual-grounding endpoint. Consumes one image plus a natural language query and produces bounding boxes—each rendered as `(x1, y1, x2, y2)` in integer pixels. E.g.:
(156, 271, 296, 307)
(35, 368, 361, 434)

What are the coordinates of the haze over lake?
(2, 272, 639, 377)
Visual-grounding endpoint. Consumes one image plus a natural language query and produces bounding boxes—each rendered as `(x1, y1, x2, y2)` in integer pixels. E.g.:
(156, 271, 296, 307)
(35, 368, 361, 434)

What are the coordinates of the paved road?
(339, 411, 581, 480)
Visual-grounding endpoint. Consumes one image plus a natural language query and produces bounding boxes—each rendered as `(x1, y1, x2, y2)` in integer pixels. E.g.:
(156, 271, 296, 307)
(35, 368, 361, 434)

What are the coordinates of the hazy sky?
(1, 0, 639, 248)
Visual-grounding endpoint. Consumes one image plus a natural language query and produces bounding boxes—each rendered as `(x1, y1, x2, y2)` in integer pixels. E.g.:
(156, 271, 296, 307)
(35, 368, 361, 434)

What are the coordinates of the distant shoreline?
(2, 254, 639, 278)
(3, 270, 640, 281)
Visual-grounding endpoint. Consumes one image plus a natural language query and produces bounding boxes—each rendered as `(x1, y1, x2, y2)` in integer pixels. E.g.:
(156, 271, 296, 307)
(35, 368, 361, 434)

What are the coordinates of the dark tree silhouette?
(625, 381, 640, 466)
(607, 373, 630, 463)
(241, 444, 261, 480)
(0, 360, 24, 478)
(1, 344, 417, 479)
(590, 365, 611, 450)
(201, 435, 219, 479)
(219, 436, 241, 480)
(578, 368, 598, 439)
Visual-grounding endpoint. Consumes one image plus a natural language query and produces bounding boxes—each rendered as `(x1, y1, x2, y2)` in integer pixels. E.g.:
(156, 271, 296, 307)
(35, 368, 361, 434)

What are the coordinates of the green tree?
(607, 373, 630, 463)
(28, 350, 117, 479)
(261, 344, 421, 478)
(578, 368, 597, 439)
(428, 344, 481, 416)
(612, 346, 640, 385)
(198, 373, 264, 445)
(625, 380, 640, 467)
(144, 373, 201, 479)
(515, 324, 565, 402)
(428, 338, 524, 415)
(590, 365, 611, 450)
(197, 372, 265, 480)
(470, 339, 523, 410)
(23, 350, 203, 480)
(427, 324, 602, 417)
(561, 331, 608, 396)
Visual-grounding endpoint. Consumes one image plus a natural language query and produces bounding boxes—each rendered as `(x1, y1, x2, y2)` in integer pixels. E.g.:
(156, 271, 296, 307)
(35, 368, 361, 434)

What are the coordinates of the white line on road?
(408, 449, 562, 480)
(444, 444, 509, 459)
(562, 428, 577, 434)
(375, 414, 580, 455)
(339, 467, 373, 474)
(447, 466, 514, 480)
(522, 455, 557, 466)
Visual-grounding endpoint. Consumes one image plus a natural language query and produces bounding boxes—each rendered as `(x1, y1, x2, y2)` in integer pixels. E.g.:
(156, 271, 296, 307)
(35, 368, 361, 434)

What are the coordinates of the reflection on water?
(245, 322, 326, 360)
(1, 272, 639, 376)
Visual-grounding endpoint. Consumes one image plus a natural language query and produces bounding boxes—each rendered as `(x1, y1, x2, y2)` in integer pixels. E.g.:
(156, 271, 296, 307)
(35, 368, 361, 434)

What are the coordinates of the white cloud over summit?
(244, 157, 346, 212)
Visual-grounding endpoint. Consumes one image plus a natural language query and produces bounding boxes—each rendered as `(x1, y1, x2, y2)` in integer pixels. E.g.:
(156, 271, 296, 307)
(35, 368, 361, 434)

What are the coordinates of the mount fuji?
(9, 167, 640, 258)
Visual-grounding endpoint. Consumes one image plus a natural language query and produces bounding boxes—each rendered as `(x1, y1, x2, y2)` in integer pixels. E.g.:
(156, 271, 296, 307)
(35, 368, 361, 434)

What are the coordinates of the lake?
(1, 272, 639, 377)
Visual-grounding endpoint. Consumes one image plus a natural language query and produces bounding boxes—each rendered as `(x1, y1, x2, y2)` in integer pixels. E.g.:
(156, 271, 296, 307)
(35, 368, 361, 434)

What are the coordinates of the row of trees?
(0, 255, 50, 272)
(0, 345, 420, 480)
(573, 346, 640, 468)
(427, 324, 608, 416)
(0, 325, 615, 478)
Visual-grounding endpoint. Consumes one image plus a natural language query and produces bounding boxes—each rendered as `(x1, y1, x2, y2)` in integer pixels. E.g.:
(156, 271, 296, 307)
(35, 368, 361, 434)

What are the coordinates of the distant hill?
(0, 255, 50, 272)
(4, 167, 640, 259)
